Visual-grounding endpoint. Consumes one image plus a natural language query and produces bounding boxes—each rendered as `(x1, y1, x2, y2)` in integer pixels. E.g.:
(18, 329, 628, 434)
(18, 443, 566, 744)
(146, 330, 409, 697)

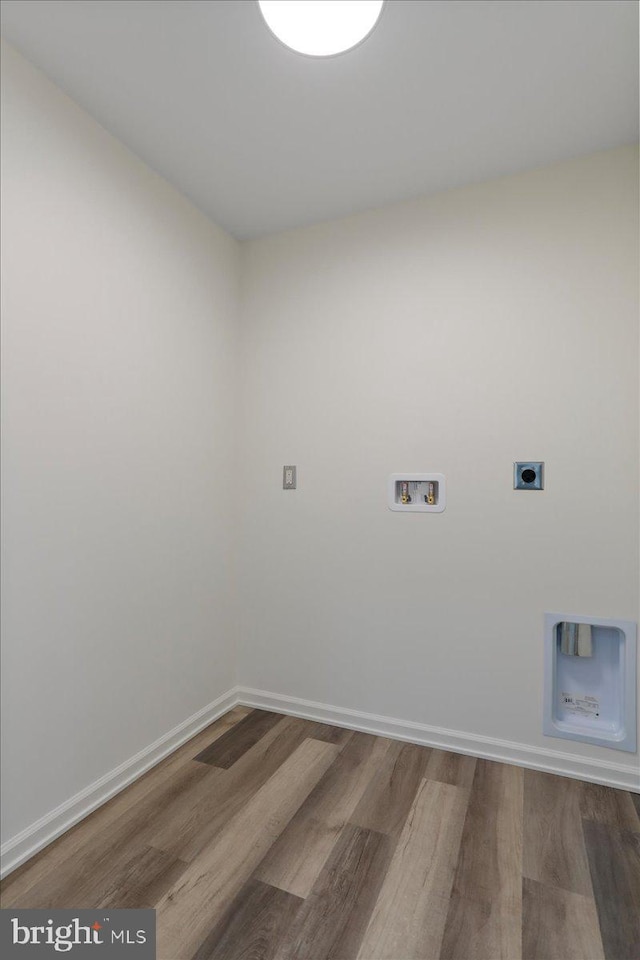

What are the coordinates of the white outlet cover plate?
(388, 473, 446, 513)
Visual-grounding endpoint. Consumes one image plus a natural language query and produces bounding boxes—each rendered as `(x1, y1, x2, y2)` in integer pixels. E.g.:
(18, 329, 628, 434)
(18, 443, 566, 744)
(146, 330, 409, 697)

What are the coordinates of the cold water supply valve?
(388, 474, 446, 513)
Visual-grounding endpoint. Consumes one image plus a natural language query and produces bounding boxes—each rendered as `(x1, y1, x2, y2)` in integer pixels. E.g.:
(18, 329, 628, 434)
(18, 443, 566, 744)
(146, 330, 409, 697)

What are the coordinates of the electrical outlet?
(283, 465, 297, 489)
(514, 461, 544, 490)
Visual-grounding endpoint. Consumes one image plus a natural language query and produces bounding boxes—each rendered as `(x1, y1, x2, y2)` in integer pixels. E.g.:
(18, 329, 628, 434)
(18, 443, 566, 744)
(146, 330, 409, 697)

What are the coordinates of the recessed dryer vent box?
(543, 613, 637, 753)
(388, 473, 446, 513)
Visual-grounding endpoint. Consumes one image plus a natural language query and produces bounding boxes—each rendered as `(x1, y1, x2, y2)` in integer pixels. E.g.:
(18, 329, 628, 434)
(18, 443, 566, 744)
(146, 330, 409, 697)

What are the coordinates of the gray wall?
(1, 42, 240, 843)
(238, 145, 639, 771)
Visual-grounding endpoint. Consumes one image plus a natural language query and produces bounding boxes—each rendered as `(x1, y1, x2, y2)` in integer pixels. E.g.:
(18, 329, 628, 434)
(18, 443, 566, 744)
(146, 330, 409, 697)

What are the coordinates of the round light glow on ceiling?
(258, 1, 384, 57)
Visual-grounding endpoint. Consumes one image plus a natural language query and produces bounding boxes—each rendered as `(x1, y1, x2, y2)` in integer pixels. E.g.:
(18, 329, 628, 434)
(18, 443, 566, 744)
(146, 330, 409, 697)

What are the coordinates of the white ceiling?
(1, 0, 638, 239)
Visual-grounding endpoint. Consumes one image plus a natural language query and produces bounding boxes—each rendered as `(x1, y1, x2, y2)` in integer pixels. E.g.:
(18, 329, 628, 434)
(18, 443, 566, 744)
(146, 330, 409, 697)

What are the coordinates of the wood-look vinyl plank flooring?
(579, 780, 640, 832)
(439, 759, 523, 960)
(1, 708, 636, 960)
(0, 706, 250, 908)
(424, 748, 477, 789)
(155, 737, 339, 960)
(191, 879, 303, 960)
(92, 845, 189, 912)
(349, 740, 432, 837)
(194, 709, 284, 768)
(255, 731, 392, 898)
(150, 715, 347, 863)
(3, 764, 215, 908)
(275, 824, 392, 960)
(522, 877, 604, 960)
(522, 768, 593, 897)
(357, 779, 468, 960)
(582, 820, 640, 960)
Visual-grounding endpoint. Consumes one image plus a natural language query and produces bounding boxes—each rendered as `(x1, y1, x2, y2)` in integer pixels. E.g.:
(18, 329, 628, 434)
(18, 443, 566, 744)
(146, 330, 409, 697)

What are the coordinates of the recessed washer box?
(543, 612, 637, 752)
(388, 473, 446, 513)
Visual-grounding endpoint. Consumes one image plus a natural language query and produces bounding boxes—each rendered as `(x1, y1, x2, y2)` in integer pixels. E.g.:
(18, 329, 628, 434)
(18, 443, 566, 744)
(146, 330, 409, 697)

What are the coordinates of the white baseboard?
(3, 683, 638, 880)
(237, 686, 640, 793)
(0, 687, 240, 879)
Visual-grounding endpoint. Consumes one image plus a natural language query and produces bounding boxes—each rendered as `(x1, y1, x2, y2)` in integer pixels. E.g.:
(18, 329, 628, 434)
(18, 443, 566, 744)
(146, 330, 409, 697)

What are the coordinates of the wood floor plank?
(4, 833, 188, 911)
(155, 737, 339, 960)
(148, 717, 306, 861)
(95, 845, 188, 911)
(583, 820, 640, 960)
(522, 769, 593, 896)
(194, 709, 284, 768)
(2, 710, 637, 960)
(191, 879, 303, 960)
(2, 711, 332, 909)
(357, 778, 468, 960)
(255, 732, 392, 898)
(0, 707, 249, 908)
(440, 759, 523, 960)
(5, 760, 217, 909)
(424, 748, 477, 789)
(579, 781, 640, 832)
(349, 739, 432, 837)
(274, 824, 392, 960)
(303, 722, 354, 745)
(136, 763, 235, 860)
(522, 877, 604, 960)
(149, 715, 346, 863)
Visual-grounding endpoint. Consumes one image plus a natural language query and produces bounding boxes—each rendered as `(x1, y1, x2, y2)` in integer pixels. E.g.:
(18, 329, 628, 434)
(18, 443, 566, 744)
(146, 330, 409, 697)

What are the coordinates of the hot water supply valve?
(388, 474, 446, 513)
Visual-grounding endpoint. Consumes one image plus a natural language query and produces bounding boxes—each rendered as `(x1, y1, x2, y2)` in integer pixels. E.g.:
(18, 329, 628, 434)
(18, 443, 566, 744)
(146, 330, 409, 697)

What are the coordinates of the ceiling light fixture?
(258, 0, 384, 57)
